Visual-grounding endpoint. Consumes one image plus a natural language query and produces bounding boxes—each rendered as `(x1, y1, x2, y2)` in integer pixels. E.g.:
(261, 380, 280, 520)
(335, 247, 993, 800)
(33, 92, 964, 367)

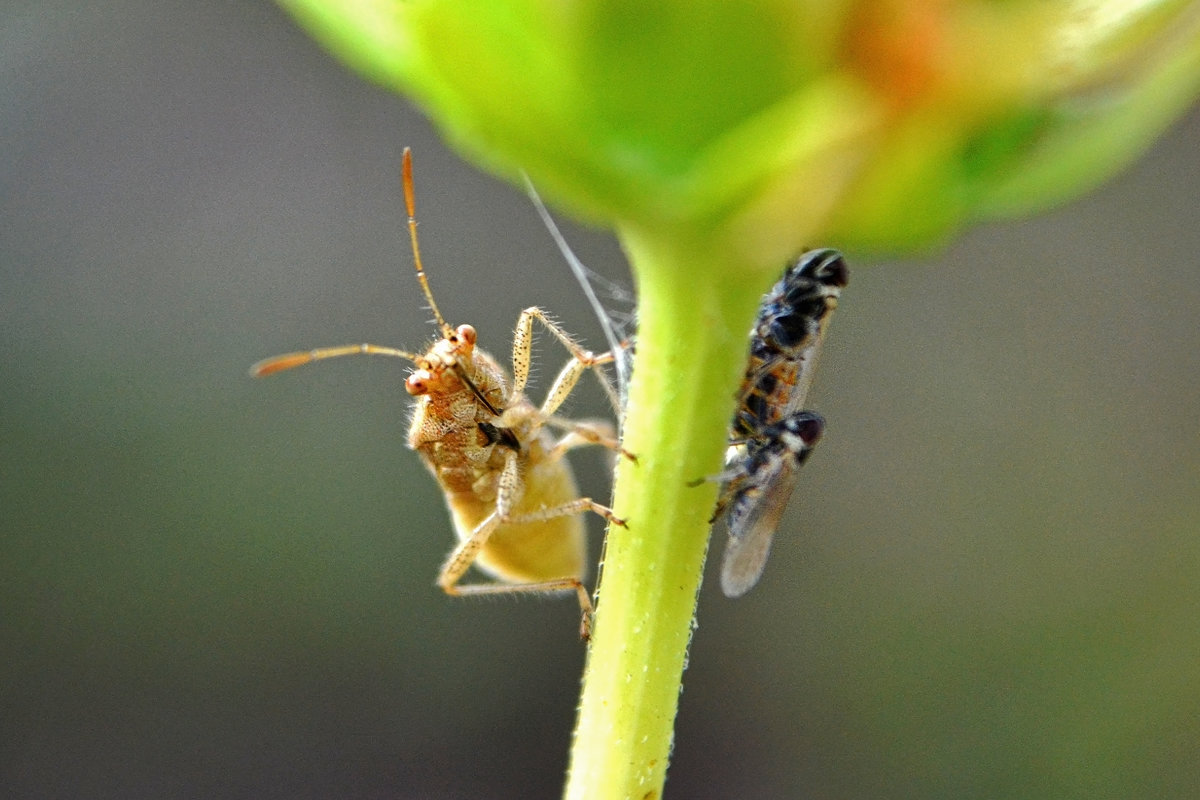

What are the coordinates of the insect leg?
(540, 417, 634, 462)
(493, 444, 625, 528)
(433, 510, 597, 638)
(511, 306, 622, 417)
(433, 449, 523, 595)
(438, 451, 624, 576)
(435, 449, 621, 639)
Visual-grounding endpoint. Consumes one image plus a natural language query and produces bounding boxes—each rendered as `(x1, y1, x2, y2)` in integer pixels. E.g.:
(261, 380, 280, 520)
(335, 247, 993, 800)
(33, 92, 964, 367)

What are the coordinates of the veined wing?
(719, 412, 823, 597)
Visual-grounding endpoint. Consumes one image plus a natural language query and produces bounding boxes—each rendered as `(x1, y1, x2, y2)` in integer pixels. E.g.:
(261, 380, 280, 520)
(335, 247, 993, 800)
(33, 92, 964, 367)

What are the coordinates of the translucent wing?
(717, 411, 823, 597)
(719, 459, 800, 597)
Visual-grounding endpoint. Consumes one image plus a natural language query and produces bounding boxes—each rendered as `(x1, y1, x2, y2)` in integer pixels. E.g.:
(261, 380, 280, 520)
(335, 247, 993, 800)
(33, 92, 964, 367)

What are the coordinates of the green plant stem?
(564, 226, 772, 800)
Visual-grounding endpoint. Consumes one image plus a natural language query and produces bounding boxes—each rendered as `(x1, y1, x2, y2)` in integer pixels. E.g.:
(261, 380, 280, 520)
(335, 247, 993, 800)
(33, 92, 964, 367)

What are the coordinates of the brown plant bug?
(251, 149, 628, 638)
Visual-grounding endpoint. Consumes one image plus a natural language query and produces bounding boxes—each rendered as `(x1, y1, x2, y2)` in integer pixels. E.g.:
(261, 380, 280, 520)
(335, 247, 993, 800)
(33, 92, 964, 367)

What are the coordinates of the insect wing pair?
(715, 249, 848, 597)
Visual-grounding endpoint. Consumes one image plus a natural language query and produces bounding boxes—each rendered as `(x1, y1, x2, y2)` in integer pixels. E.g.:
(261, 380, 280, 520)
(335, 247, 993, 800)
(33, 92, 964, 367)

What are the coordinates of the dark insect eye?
(792, 415, 823, 446)
(768, 314, 811, 348)
(816, 251, 849, 288)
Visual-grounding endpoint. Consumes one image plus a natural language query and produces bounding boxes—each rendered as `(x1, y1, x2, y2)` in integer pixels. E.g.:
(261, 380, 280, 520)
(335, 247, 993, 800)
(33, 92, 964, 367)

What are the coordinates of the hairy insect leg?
(435, 515, 596, 638)
(435, 502, 625, 593)
(437, 522, 624, 638)
(492, 444, 625, 530)
(510, 306, 622, 416)
(436, 449, 625, 637)
(541, 417, 635, 463)
(443, 573, 598, 639)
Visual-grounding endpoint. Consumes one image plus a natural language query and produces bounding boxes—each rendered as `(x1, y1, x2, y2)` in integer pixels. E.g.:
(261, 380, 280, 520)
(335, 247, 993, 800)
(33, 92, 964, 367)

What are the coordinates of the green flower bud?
(282, 0, 1200, 258)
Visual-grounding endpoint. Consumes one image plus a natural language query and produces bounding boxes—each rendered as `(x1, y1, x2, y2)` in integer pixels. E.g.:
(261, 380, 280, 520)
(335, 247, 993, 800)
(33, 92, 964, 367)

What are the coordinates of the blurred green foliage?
(282, 0, 1200, 256)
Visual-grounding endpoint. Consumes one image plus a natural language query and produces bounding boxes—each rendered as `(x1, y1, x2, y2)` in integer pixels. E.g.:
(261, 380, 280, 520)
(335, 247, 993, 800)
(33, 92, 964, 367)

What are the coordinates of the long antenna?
(249, 343, 422, 378)
(402, 148, 451, 336)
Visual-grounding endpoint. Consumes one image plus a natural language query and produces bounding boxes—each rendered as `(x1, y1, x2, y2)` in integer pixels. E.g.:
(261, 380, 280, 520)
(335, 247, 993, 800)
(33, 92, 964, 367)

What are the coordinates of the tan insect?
(252, 149, 627, 638)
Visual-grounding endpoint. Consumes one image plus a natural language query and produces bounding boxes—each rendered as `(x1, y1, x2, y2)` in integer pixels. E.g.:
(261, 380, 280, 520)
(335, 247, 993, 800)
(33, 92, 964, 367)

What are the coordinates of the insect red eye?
(406, 373, 428, 396)
(456, 325, 476, 346)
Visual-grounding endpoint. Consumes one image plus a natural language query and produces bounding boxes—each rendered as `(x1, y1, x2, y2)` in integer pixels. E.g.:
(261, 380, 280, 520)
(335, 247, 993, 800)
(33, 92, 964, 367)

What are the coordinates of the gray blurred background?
(3, 3, 1199, 798)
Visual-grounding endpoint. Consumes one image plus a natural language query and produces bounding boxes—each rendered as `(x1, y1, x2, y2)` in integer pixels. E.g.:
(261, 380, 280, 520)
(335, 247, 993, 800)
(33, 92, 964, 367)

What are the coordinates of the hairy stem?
(564, 226, 770, 799)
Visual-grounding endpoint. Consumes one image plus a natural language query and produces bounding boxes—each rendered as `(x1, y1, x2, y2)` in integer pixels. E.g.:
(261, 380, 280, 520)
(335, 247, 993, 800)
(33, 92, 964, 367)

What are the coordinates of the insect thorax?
(407, 345, 545, 501)
(732, 250, 846, 439)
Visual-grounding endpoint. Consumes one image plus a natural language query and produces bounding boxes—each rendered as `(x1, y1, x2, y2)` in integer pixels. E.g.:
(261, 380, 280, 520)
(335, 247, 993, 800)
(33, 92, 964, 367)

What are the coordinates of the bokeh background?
(3, 3, 1199, 798)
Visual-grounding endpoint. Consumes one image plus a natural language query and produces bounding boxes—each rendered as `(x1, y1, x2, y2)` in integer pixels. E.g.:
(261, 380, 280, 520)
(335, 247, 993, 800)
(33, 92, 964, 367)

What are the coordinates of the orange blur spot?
(845, 0, 948, 109)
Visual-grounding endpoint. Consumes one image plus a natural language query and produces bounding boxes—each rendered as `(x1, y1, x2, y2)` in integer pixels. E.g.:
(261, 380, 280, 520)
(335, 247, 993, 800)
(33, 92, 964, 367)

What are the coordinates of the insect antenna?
(402, 147, 452, 338)
(250, 152, 448, 380)
(249, 343, 423, 377)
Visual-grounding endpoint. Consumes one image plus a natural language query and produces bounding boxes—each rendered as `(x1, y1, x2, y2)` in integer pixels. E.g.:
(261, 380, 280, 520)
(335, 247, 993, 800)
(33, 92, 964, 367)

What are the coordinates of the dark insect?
(714, 249, 848, 597)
